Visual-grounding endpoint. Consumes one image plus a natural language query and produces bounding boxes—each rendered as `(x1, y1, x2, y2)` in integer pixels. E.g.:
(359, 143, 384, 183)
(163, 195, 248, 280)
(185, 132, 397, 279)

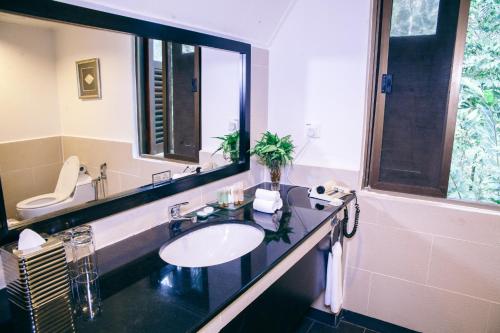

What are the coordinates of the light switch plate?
(306, 123, 320, 138)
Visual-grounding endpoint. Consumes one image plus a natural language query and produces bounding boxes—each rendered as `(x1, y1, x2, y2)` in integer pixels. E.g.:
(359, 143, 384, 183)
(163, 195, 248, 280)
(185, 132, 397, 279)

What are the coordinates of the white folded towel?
(325, 251, 333, 306)
(253, 198, 283, 214)
(18, 229, 46, 252)
(255, 188, 280, 202)
(330, 241, 343, 314)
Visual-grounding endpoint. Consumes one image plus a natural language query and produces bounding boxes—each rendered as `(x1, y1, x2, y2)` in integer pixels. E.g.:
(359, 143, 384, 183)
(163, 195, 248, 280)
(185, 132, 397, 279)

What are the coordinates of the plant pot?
(269, 164, 281, 191)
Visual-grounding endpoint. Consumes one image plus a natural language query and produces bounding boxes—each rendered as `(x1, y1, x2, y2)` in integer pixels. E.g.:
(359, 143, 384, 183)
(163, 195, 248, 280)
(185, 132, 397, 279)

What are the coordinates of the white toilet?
(16, 156, 95, 220)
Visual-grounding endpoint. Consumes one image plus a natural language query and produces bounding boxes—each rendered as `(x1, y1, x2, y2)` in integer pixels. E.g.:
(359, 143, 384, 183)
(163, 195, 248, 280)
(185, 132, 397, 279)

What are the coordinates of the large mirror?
(0, 7, 249, 237)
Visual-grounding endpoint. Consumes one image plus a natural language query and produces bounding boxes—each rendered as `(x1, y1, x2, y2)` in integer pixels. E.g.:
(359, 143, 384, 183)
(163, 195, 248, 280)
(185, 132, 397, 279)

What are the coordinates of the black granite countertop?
(0, 183, 353, 333)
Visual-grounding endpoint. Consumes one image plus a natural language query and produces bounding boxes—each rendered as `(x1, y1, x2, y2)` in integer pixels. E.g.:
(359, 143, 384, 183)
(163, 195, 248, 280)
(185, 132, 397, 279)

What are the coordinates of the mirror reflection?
(137, 38, 241, 166)
(0, 13, 243, 226)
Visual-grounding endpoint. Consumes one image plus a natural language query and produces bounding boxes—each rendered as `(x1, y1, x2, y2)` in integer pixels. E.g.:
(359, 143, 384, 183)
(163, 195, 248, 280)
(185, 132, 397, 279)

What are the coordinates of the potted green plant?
(250, 131, 295, 190)
(213, 130, 239, 163)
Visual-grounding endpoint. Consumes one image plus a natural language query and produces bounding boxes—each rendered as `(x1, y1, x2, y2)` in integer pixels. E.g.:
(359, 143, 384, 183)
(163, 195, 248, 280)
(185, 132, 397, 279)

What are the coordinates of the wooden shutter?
(147, 40, 166, 155)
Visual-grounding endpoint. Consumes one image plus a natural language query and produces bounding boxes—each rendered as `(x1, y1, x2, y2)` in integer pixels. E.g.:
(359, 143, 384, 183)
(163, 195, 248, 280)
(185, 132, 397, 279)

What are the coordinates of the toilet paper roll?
(79, 164, 88, 175)
(255, 189, 280, 201)
(253, 198, 283, 214)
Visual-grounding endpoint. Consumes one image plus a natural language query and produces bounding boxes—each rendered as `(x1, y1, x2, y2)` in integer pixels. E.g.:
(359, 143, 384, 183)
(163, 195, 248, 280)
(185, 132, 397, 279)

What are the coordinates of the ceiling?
(57, 0, 297, 47)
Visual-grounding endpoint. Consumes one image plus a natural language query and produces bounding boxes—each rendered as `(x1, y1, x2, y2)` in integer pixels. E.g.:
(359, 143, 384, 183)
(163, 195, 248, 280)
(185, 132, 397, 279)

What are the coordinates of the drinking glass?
(71, 225, 101, 320)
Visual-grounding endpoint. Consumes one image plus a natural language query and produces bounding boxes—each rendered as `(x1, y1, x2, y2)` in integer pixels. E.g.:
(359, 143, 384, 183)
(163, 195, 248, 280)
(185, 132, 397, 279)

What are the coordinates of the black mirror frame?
(0, 0, 251, 245)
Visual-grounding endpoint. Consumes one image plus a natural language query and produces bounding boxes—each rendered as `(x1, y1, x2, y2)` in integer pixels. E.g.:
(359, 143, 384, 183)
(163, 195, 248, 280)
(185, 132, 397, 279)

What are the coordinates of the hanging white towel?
(330, 241, 343, 314)
(324, 252, 332, 306)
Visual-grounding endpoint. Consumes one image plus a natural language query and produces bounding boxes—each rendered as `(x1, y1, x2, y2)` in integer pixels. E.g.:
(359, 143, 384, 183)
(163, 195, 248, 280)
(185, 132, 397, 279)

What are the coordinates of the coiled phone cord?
(342, 191, 360, 238)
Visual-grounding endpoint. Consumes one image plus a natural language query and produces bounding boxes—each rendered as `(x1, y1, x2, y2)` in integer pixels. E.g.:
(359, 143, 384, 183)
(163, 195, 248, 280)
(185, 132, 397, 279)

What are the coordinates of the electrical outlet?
(306, 123, 320, 138)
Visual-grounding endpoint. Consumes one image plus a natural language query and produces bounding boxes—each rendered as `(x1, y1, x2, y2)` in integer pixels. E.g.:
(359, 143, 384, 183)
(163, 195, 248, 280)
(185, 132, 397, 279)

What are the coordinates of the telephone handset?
(342, 192, 359, 238)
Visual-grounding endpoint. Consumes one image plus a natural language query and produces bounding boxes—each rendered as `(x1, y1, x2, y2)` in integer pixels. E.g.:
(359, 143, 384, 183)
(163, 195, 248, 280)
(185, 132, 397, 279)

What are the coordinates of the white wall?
(201, 47, 241, 152)
(269, 0, 500, 332)
(1, 18, 246, 151)
(55, 26, 137, 143)
(0, 18, 136, 144)
(268, 0, 370, 171)
(55, 25, 243, 151)
(0, 22, 61, 142)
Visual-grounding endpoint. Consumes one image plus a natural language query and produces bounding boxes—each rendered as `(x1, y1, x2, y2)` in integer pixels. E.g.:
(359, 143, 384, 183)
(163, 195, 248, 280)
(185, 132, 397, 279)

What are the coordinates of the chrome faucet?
(168, 202, 196, 236)
(168, 202, 197, 225)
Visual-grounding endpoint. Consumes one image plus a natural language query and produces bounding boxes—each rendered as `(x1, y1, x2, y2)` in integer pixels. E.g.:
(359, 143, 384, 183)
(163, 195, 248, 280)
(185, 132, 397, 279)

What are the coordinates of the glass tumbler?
(59, 229, 79, 314)
(71, 225, 101, 320)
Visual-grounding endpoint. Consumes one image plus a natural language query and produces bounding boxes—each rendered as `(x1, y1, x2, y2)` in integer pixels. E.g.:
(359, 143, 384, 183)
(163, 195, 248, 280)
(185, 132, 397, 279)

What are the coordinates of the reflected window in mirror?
(137, 38, 242, 169)
(139, 39, 201, 162)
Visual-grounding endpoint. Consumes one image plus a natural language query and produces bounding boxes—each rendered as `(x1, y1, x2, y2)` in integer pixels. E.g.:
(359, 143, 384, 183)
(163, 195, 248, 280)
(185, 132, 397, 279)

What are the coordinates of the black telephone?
(341, 191, 359, 238)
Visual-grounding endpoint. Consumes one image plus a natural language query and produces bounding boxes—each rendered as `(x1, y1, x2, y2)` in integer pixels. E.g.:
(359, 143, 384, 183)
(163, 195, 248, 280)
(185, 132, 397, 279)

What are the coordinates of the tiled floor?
(296, 317, 379, 333)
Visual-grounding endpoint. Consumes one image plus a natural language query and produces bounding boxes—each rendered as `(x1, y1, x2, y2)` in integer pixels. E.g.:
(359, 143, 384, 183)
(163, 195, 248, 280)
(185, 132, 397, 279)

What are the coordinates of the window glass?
(448, 0, 500, 204)
(153, 39, 163, 62)
(390, 0, 440, 36)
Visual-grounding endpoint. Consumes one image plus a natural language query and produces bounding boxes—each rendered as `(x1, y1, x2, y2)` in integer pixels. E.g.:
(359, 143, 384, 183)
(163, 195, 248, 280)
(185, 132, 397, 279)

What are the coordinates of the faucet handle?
(169, 202, 189, 218)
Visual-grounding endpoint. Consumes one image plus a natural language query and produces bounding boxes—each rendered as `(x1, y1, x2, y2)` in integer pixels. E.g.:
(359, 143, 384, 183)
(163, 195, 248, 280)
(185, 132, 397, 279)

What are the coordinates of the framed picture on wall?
(76, 58, 101, 99)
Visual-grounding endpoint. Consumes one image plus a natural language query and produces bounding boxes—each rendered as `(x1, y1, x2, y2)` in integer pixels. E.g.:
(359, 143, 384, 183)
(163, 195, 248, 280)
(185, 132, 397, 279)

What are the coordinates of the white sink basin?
(159, 221, 264, 267)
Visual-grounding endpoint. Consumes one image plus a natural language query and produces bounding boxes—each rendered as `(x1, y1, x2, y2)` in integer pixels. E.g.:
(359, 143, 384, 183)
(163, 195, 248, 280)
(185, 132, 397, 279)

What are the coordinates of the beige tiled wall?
(61, 136, 191, 197)
(61, 136, 236, 198)
(283, 164, 500, 332)
(0, 137, 63, 218)
(344, 191, 500, 332)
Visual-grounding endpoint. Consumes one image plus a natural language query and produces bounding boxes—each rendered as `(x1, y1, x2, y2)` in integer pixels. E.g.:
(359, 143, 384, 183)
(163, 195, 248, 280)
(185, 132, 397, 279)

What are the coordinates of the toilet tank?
(73, 174, 95, 203)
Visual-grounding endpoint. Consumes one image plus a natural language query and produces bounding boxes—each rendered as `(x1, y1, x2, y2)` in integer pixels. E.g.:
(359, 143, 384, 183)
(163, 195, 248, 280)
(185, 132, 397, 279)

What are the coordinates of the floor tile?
(296, 318, 314, 333)
(307, 321, 365, 333)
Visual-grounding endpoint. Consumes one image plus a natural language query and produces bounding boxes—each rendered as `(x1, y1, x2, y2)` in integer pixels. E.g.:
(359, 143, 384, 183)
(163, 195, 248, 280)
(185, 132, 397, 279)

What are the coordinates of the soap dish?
(185, 206, 220, 220)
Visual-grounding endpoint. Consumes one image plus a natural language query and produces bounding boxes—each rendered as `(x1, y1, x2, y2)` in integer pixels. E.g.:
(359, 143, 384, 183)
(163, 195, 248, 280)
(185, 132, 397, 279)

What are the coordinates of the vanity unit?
(0, 184, 353, 332)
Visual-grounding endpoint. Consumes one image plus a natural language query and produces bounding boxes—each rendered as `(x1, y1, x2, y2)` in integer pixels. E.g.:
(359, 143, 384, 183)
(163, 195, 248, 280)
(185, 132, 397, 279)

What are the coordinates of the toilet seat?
(16, 156, 80, 211)
(54, 156, 80, 198)
(16, 192, 68, 209)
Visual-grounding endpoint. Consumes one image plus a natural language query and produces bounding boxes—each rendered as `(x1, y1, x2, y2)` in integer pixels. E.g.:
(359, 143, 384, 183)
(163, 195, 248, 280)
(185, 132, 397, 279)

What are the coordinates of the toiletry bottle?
(217, 189, 224, 206)
(227, 188, 232, 206)
(221, 189, 228, 207)
(238, 183, 244, 204)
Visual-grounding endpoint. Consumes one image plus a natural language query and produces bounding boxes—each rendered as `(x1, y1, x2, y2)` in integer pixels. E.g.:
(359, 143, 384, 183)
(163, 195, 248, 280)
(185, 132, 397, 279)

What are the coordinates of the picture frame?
(76, 58, 101, 99)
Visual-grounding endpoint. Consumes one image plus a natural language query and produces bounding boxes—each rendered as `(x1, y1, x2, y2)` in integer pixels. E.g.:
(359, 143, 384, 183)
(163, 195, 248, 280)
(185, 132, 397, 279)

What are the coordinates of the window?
(137, 38, 201, 163)
(447, 0, 499, 204)
(366, 0, 499, 205)
(390, 0, 440, 36)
